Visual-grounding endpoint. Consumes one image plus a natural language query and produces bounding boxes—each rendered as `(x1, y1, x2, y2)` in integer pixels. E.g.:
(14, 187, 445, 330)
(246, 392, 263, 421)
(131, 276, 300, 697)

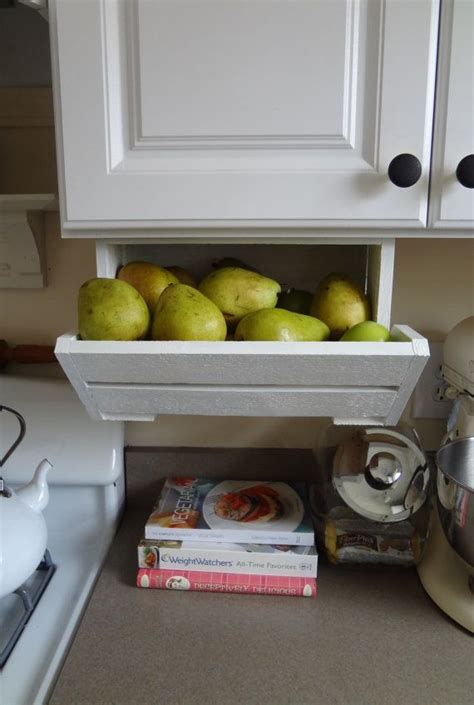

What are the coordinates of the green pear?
(151, 284, 227, 341)
(277, 288, 313, 315)
(341, 321, 391, 342)
(235, 309, 330, 342)
(212, 257, 259, 273)
(165, 266, 197, 288)
(78, 278, 150, 341)
(310, 273, 371, 340)
(117, 261, 178, 314)
(198, 267, 281, 328)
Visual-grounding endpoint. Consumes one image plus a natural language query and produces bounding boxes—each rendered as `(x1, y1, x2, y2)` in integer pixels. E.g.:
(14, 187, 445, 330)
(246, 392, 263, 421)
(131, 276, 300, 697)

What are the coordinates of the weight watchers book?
(137, 568, 317, 598)
(138, 538, 318, 577)
(144, 478, 314, 546)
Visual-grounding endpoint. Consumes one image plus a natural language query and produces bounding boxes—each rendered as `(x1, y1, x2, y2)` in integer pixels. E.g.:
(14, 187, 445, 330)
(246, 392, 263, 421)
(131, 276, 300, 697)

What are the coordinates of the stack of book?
(136, 477, 318, 598)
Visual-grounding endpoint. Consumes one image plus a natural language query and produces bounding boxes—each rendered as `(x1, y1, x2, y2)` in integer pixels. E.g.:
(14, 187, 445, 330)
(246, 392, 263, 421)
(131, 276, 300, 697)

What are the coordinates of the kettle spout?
(16, 458, 52, 512)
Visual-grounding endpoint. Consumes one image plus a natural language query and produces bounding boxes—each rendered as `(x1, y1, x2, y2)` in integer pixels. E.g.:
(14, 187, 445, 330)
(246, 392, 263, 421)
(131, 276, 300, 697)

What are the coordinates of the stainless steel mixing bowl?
(436, 436, 474, 567)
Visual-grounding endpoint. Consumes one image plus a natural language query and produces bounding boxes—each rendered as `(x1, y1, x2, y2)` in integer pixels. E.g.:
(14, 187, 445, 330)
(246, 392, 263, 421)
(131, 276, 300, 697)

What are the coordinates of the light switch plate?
(412, 341, 451, 419)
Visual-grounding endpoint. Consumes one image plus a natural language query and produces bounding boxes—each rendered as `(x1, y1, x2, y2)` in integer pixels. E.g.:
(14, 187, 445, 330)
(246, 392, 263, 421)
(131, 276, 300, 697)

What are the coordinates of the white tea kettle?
(0, 405, 52, 600)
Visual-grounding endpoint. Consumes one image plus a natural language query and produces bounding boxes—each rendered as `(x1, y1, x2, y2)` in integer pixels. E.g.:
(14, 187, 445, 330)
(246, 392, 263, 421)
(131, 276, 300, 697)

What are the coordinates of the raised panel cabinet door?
(50, 0, 439, 231)
(429, 0, 474, 229)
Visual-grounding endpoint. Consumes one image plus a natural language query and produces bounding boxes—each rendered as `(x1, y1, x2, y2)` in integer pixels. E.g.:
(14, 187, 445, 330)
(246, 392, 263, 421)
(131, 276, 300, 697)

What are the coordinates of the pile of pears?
(78, 260, 391, 343)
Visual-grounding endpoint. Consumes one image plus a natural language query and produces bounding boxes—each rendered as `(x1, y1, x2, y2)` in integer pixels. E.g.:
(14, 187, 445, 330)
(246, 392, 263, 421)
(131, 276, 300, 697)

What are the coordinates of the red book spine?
(136, 568, 317, 598)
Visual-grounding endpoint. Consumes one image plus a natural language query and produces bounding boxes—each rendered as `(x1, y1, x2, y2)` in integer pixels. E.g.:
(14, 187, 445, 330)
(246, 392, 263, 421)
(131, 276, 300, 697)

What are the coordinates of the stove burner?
(0, 550, 56, 668)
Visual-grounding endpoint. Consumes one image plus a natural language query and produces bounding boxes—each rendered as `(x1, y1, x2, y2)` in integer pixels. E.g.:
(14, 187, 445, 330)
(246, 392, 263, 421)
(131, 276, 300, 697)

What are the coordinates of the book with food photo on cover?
(136, 568, 317, 598)
(144, 478, 314, 546)
(138, 538, 318, 577)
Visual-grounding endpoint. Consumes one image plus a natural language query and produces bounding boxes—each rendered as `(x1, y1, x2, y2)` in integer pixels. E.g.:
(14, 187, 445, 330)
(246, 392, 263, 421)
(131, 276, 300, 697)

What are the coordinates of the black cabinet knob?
(456, 155, 474, 189)
(388, 154, 422, 188)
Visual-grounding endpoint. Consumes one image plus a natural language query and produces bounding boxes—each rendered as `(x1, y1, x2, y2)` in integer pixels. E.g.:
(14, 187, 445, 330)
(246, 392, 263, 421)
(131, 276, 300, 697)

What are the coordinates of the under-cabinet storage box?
(55, 239, 429, 424)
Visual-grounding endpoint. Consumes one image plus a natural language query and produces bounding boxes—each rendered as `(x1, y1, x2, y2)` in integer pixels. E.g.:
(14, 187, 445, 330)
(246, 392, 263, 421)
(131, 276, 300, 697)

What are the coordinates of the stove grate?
(0, 550, 56, 668)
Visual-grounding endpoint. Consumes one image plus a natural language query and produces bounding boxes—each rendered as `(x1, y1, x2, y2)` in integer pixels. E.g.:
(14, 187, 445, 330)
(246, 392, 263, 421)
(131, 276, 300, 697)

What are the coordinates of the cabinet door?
(50, 0, 438, 232)
(429, 0, 474, 229)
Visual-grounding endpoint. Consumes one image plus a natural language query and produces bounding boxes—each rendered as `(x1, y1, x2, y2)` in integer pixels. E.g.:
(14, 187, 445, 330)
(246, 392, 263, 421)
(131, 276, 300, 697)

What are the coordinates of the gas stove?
(0, 374, 125, 705)
(1, 551, 56, 668)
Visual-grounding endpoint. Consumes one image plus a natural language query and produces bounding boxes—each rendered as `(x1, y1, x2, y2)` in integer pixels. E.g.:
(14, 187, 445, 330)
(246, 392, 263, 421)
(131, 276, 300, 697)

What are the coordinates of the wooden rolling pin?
(0, 340, 57, 368)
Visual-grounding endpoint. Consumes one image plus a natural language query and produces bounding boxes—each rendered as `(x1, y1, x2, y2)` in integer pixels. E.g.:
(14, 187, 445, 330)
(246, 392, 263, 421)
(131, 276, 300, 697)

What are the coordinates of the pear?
(151, 284, 227, 341)
(277, 288, 313, 315)
(78, 278, 149, 341)
(165, 266, 197, 288)
(117, 261, 178, 314)
(340, 321, 391, 342)
(212, 257, 259, 273)
(198, 267, 281, 328)
(235, 309, 330, 342)
(310, 273, 371, 340)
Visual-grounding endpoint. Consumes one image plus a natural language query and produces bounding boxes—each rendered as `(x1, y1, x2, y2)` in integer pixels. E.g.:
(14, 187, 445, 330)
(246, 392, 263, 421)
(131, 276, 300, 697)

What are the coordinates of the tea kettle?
(0, 405, 52, 600)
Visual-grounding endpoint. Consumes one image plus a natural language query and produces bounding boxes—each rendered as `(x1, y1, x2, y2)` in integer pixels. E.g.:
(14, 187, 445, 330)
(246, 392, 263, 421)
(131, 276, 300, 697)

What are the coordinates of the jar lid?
(332, 428, 429, 523)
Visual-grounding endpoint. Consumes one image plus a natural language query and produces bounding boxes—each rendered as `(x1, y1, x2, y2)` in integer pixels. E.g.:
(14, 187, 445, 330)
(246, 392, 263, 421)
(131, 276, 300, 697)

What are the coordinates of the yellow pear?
(78, 278, 149, 341)
(235, 309, 330, 341)
(151, 284, 227, 341)
(310, 273, 371, 340)
(198, 267, 281, 328)
(117, 261, 178, 314)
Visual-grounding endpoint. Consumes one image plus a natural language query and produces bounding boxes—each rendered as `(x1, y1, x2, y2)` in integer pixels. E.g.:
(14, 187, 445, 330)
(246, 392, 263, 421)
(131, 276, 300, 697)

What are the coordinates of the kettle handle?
(0, 406, 26, 467)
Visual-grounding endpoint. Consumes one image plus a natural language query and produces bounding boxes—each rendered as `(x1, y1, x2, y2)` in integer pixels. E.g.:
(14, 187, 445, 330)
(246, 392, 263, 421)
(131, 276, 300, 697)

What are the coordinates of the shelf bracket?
(17, 0, 48, 21)
(0, 195, 55, 289)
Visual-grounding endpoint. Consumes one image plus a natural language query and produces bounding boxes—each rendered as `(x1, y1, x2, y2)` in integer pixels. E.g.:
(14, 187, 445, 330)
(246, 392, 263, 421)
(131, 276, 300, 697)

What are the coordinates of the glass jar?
(310, 423, 432, 566)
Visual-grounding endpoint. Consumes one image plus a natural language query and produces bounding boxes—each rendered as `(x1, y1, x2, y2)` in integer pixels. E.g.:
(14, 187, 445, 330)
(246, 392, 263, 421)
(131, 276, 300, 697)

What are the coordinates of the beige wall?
(392, 239, 474, 341)
(0, 5, 51, 87)
(2, 213, 473, 450)
(1, 213, 95, 345)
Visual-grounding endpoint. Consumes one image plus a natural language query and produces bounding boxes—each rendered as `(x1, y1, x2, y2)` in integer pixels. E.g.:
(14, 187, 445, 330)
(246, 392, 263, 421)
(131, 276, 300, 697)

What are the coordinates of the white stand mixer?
(417, 316, 474, 632)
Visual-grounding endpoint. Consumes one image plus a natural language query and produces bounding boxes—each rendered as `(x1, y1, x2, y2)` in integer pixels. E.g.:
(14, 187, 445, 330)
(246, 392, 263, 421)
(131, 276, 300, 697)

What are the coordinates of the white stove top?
(1, 375, 125, 704)
(2, 482, 124, 705)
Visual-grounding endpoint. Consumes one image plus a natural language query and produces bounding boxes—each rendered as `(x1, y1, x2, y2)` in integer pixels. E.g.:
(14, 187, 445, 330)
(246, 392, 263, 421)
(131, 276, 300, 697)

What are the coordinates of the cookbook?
(137, 568, 317, 597)
(138, 538, 318, 577)
(144, 478, 314, 546)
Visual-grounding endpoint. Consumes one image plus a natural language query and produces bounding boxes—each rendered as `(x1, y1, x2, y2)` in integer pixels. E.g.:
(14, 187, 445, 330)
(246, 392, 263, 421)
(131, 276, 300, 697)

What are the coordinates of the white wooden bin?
(55, 238, 429, 424)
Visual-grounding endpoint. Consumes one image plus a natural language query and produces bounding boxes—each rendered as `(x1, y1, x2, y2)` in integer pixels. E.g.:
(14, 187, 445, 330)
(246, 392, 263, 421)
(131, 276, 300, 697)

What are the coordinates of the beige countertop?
(50, 449, 472, 705)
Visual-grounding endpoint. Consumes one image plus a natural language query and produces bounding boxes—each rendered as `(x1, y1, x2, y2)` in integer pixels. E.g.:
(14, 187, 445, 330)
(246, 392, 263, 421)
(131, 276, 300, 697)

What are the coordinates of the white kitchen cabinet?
(49, 3, 434, 423)
(429, 0, 474, 229)
(55, 239, 429, 424)
(49, 0, 439, 232)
